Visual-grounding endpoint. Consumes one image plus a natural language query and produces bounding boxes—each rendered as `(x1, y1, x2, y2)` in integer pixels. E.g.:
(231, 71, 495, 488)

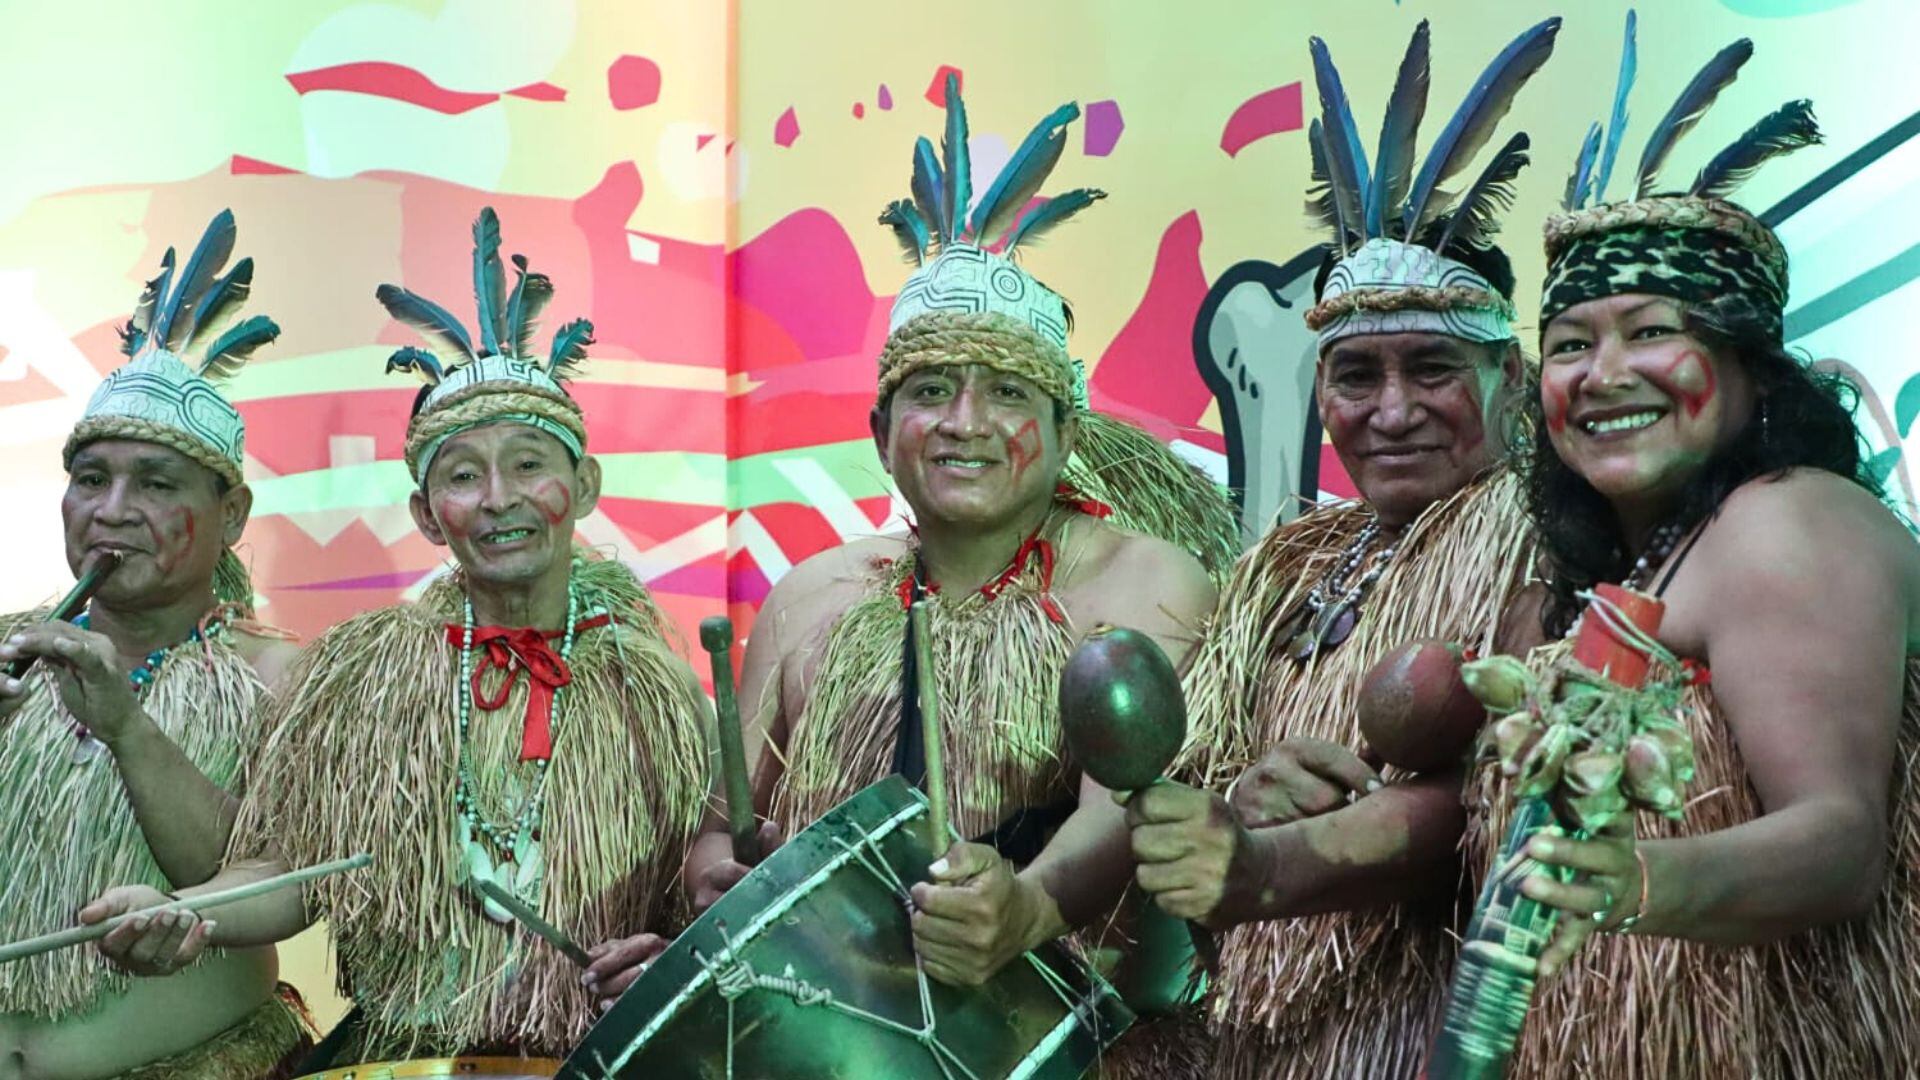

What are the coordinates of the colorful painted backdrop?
(3, 0, 1915, 1029)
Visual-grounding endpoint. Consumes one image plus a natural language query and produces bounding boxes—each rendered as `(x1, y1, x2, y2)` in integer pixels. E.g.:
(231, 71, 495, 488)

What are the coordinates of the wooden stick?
(472, 878, 591, 968)
(699, 616, 760, 865)
(909, 600, 949, 850)
(6, 551, 122, 680)
(0, 853, 372, 965)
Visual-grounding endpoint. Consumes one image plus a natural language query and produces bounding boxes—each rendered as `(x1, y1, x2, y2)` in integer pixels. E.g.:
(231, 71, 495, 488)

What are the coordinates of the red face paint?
(431, 487, 482, 541)
(1653, 349, 1717, 418)
(533, 478, 573, 526)
(1541, 370, 1574, 435)
(1006, 420, 1043, 482)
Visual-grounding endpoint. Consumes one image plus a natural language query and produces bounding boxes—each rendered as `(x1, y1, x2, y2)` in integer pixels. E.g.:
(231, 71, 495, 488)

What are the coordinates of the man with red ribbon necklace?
(680, 79, 1236, 1076)
(90, 209, 711, 1070)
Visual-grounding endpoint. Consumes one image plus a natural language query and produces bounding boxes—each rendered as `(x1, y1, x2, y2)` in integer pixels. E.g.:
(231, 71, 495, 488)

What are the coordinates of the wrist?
(1219, 823, 1287, 926)
(99, 706, 158, 752)
(1012, 872, 1067, 952)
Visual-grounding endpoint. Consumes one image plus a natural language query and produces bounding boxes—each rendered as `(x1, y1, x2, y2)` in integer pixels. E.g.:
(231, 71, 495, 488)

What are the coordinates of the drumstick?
(472, 878, 592, 968)
(909, 600, 950, 850)
(698, 616, 761, 865)
(0, 853, 372, 965)
(5, 551, 124, 680)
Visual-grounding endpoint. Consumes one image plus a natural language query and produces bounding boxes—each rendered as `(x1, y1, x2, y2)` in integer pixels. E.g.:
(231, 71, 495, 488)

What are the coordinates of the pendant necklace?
(1287, 519, 1398, 663)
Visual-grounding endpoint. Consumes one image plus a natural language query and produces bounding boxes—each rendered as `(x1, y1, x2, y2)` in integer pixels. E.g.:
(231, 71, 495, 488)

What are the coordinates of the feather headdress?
(377, 207, 591, 481)
(1307, 18, 1559, 256)
(881, 74, 1102, 267)
(1543, 14, 1822, 337)
(1560, 11, 1820, 213)
(1303, 19, 1557, 348)
(67, 209, 280, 487)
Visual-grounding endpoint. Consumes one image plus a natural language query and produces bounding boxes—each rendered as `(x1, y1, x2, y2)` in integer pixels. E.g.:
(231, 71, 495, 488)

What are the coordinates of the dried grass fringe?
(1460, 647, 1920, 1078)
(1177, 470, 1536, 1078)
(1065, 411, 1241, 586)
(0, 609, 266, 1017)
(226, 551, 711, 1058)
(770, 535, 1079, 841)
(117, 988, 314, 1080)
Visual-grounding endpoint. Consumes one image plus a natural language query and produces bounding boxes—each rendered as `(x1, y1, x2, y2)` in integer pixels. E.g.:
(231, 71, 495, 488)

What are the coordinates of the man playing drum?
(82, 209, 712, 1071)
(0, 211, 316, 1077)
(682, 78, 1232, 1036)
(1120, 20, 1556, 1078)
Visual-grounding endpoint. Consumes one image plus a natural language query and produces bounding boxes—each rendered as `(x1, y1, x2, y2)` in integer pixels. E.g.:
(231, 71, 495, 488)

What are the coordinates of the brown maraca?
(1058, 625, 1187, 791)
(1356, 638, 1484, 773)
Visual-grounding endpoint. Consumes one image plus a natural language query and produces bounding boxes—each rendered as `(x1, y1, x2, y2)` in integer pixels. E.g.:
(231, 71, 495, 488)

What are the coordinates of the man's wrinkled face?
(410, 423, 599, 589)
(62, 440, 246, 608)
(1540, 293, 1755, 507)
(1316, 331, 1511, 529)
(872, 364, 1075, 530)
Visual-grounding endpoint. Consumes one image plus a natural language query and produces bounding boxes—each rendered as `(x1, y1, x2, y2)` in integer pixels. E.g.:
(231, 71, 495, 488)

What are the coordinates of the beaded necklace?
(454, 570, 582, 917)
(1562, 520, 1686, 641)
(65, 611, 225, 764)
(1288, 517, 1400, 662)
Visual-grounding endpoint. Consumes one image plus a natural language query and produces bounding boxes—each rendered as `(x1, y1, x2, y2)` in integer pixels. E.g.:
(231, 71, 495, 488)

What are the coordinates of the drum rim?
(295, 1055, 563, 1079)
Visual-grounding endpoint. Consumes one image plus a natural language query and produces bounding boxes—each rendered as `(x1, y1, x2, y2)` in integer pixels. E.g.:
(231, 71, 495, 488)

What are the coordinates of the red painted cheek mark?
(1653, 350, 1717, 418)
(533, 479, 573, 526)
(1542, 375, 1574, 435)
(432, 492, 482, 540)
(1006, 420, 1043, 481)
(148, 511, 194, 573)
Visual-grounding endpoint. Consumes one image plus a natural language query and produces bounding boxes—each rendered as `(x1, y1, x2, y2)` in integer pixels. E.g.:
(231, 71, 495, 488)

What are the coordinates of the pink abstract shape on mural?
(853, 102, 865, 119)
(1220, 81, 1304, 157)
(1083, 100, 1124, 157)
(774, 106, 801, 147)
(696, 132, 716, 151)
(286, 62, 558, 115)
(230, 155, 297, 175)
(732, 209, 882, 373)
(925, 65, 963, 106)
(507, 81, 567, 102)
(878, 84, 894, 110)
(607, 55, 663, 110)
(1090, 211, 1224, 452)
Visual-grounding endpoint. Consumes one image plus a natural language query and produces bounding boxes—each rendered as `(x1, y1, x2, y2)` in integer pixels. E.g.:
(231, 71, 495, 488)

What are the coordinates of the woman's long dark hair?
(1515, 293, 1884, 637)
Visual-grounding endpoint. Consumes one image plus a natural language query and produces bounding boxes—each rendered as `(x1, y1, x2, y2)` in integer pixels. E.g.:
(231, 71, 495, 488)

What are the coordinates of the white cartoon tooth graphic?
(1194, 251, 1324, 542)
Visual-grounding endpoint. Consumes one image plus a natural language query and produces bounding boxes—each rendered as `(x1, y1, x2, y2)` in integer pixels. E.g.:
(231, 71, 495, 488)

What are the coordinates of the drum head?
(563, 777, 1132, 1078)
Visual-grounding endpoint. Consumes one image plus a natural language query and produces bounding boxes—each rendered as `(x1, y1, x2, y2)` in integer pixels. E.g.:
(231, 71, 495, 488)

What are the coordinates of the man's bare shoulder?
(756, 535, 907, 654)
(1059, 519, 1218, 631)
(228, 627, 303, 692)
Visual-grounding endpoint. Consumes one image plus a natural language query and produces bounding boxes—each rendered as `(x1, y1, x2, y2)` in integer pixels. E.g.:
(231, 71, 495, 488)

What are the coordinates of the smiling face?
(872, 363, 1075, 531)
(1316, 331, 1512, 529)
(409, 422, 599, 591)
(62, 439, 247, 608)
(1540, 294, 1756, 517)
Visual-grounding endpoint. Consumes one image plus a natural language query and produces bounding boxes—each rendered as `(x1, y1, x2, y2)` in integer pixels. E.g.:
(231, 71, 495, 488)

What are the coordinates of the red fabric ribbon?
(445, 613, 612, 761)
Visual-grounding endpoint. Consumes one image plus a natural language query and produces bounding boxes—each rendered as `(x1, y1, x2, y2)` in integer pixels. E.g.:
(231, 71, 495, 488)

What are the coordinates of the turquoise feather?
(155, 209, 235, 351)
(1689, 99, 1821, 199)
(1004, 188, 1106, 252)
(548, 317, 594, 378)
(1565, 122, 1602, 211)
(880, 199, 932, 265)
(1370, 22, 1430, 237)
(1309, 36, 1372, 240)
(472, 208, 507, 356)
(186, 258, 254, 351)
(941, 72, 970, 241)
(1594, 10, 1637, 205)
(911, 137, 946, 248)
(197, 314, 279, 382)
(969, 102, 1080, 246)
(1635, 38, 1753, 198)
(385, 345, 445, 386)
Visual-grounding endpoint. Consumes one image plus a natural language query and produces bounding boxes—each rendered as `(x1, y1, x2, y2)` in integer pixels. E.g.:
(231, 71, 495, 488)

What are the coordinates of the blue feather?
(1309, 36, 1372, 242)
(548, 317, 594, 378)
(505, 254, 554, 359)
(1437, 132, 1530, 253)
(1403, 17, 1561, 236)
(155, 210, 235, 351)
(1565, 122, 1602, 210)
(376, 283, 476, 360)
(1594, 10, 1637, 204)
(941, 73, 971, 241)
(1004, 189, 1106, 252)
(385, 345, 445, 386)
(471, 208, 507, 356)
(197, 314, 278, 381)
(186, 257, 254, 351)
(1635, 38, 1753, 198)
(1370, 22, 1430, 237)
(1690, 99, 1822, 199)
(880, 199, 932, 265)
(1305, 119, 1350, 243)
(124, 252, 174, 356)
(969, 102, 1080, 246)
(911, 137, 946, 248)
